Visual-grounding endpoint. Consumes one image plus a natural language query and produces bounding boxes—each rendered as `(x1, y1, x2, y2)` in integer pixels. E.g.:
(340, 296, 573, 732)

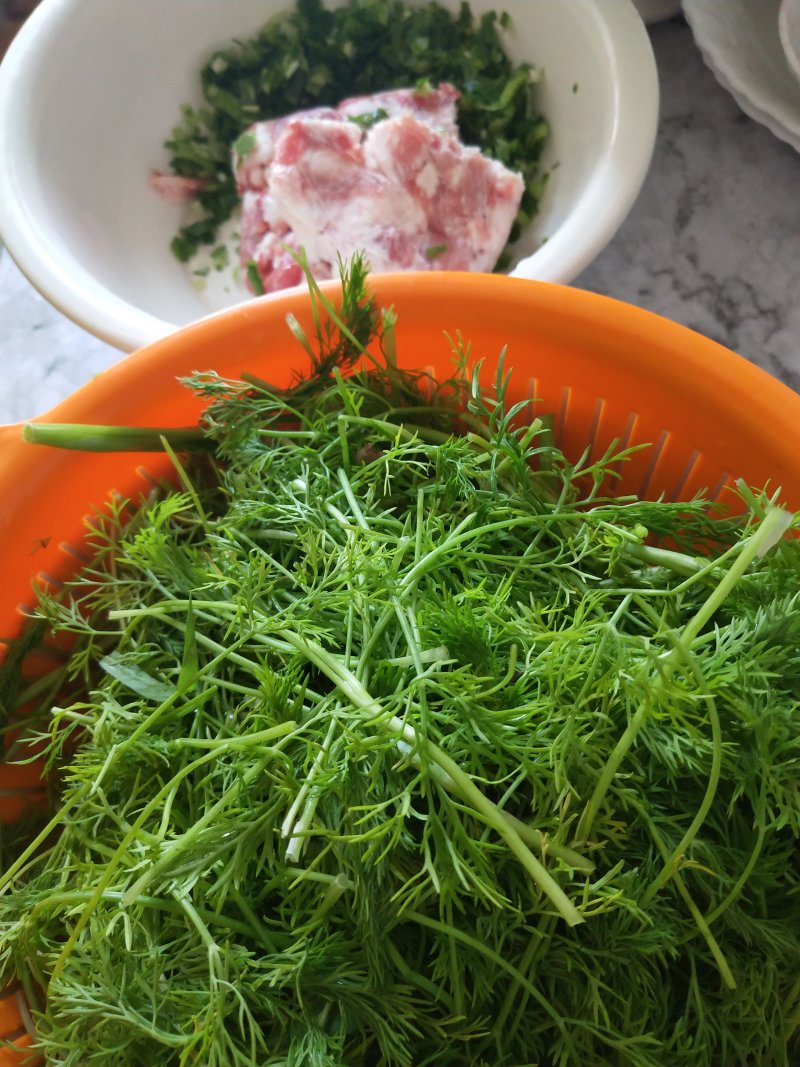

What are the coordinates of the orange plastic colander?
(0, 272, 799, 1060)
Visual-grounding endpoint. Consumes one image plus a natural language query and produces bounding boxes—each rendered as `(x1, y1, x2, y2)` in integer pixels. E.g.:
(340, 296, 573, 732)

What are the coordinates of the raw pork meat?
(232, 84, 524, 294)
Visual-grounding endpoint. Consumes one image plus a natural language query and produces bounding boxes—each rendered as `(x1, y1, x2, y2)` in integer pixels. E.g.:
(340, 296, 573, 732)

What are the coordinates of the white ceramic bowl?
(779, 0, 800, 82)
(0, 0, 658, 352)
(684, 0, 800, 154)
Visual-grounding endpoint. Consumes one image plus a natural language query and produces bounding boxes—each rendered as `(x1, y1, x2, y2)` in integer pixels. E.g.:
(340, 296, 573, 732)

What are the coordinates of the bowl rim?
(778, 0, 800, 82)
(0, 0, 658, 353)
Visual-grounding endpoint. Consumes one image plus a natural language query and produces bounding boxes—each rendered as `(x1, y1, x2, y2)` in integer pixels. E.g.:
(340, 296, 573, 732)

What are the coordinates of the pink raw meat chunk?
(364, 113, 525, 272)
(233, 106, 341, 194)
(232, 84, 524, 294)
(149, 171, 206, 205)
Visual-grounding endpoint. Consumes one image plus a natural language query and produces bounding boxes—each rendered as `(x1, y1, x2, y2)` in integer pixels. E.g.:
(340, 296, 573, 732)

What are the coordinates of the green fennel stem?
(631, 800, 736, 990)
(22, 423, 211, 452)
(280, 628, 584, 927)
(576, 506, 793, 844)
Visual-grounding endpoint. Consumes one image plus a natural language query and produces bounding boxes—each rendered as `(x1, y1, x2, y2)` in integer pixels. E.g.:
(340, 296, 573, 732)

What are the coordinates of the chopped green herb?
(164, 0, 549, 262)
(424, 242, 448, 259)
(210, 244, 230, 270)
(232, 129, 257, 161)
(246, 258, 265, 294)
(4, 257, 799, 1066)
(346, 106, 390, 130)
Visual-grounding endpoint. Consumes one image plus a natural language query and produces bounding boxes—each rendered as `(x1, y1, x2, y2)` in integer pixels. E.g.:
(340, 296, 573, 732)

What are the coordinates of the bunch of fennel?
(0, 259, 798, 1066)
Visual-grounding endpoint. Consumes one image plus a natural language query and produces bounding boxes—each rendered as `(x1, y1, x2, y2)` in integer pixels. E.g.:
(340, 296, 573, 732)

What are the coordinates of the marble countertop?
(2, 14, 800, 425)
